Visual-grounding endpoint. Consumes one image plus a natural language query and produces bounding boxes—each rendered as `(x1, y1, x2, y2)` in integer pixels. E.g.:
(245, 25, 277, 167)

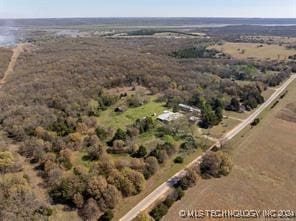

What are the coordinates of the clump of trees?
(149, 142, 177, 164)
(264, 71, 290, 87)
(149, 186, 185, 221)
(174, 168, 198, 190)
(240, 85, 264, 111)
(150, 167, 198, 221)
(226, 97, 240, 112)
(198, 98, 224, 129)
(133, 117, 154, 134)
(0, 175, 52, 220)
(143, 156, 160, 179)
(200, 151, 233, 178)
(170, 45, 225, 59)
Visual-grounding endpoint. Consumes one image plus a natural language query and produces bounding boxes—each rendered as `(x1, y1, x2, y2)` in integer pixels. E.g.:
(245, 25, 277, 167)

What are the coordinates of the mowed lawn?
(212, 42, 296, 60)
(163, 80, 296, 221)
(97, 99, 166, 129)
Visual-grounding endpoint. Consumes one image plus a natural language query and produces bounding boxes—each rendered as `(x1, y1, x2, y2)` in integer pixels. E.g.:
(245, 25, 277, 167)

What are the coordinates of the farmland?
(212, 42, 296, 60)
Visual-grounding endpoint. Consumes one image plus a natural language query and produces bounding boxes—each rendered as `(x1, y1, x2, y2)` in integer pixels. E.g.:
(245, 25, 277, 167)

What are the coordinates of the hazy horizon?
(1, 16, 296, 20)
(0, 0, 295, 19)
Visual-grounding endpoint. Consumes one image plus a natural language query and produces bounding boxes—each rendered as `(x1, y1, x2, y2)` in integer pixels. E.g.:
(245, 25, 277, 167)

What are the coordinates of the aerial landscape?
(0, 1, 296, 221)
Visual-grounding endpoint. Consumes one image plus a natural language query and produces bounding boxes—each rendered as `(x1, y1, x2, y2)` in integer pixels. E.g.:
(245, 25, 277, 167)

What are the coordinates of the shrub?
(48, 117, 76, 137)
(251, 118, 260, 126)
(174, 156, 184, 164)
(174, 168, 198, 190)
(108, 128, 127, 146)
(0, 151, 17, 173)
(200, 151, 233, 178)
(143, 156, 159, 179)
(132, 145, 147, 158)
(133, 212, 153, 221)
(174, 187, 185, 200)
(99, 210, 114, 221)
(149, 203, 169, 221)
(96, 126, 108, 140)
(180, 136, 198, 151)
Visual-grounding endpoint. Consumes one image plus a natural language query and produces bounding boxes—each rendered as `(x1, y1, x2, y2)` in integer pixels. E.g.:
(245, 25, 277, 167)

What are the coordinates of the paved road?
(120, 74, 296, 221)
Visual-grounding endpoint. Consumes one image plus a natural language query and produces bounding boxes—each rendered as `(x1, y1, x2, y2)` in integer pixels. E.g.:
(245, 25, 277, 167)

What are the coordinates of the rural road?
(120, 74, 296, 221)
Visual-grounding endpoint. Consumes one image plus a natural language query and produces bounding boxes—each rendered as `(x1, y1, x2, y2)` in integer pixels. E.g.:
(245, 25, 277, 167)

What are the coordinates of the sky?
(0, 0, 295, 19)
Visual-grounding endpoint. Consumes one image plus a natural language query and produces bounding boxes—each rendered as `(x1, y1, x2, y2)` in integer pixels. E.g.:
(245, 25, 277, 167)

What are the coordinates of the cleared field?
(97, 98, 166, 129)
(212, 42, 296, 60)
(163, 80, 296, 221)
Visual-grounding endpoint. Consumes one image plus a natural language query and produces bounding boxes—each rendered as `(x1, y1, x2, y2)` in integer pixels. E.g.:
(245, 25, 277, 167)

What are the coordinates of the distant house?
(178, 104, 201, 115)
(157, 111, 183, 123)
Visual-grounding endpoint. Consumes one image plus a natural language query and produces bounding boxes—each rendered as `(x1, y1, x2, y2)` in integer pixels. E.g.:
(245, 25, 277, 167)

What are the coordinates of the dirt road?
(0, 44, 29, 86)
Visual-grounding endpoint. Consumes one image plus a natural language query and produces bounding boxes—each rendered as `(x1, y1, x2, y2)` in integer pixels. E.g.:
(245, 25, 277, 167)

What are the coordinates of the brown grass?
(212, 42, 296, 60)
(277, 102, 296, 123)
(163, 81, 296, 221)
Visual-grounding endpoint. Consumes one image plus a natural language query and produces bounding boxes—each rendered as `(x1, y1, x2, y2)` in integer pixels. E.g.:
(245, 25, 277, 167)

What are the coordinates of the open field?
(163, 80, 296, 221)
(97, 98, 166, 129)
(212, 42, 296, 60)
(201, 117, 240, 139)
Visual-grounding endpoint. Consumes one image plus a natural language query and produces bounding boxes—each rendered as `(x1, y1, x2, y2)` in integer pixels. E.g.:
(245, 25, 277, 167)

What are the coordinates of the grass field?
(201, 117, 241, 139)
(212, 42, 296, 60)
(97, 98, 166, 129)
(163, 80, 296, 221)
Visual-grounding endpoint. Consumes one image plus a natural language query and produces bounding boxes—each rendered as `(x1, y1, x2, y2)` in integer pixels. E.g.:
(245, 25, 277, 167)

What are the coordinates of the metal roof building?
(179, 104, 201, 114)
(157, 111, 183, 123)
